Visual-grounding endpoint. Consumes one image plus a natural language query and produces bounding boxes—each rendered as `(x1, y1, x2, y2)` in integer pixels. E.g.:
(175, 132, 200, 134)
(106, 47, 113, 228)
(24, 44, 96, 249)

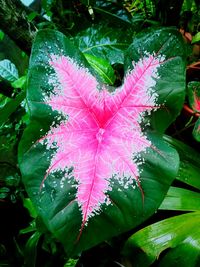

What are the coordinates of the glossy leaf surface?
(123, 212, 200, 266)
(72, 24, 132, 64)
(164, 135, 200, 190)
(19, 28, 185, 254)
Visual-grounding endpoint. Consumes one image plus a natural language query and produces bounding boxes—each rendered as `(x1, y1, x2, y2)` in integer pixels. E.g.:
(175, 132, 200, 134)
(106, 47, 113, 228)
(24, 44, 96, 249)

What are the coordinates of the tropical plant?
(0, 0, 200, 266)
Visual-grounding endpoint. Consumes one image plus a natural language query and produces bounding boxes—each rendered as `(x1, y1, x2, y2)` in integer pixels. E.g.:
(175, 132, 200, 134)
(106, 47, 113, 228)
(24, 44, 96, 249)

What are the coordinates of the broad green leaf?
(123, 212, 200, 266)
(159, 186, 200, 211)
(164, 135, 200, 190)
(0, 59, 19, 82)
(19, 28, 184, 255)
(73, 24, 132, 64)
(193, 118, 200, 142)
(84, 53, 116, 85)
(125, 27, 186, 133)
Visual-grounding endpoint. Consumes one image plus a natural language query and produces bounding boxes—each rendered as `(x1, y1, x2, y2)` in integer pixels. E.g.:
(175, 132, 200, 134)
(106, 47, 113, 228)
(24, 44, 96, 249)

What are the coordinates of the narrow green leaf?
(193, 118, 200, 142)
(0, 59, 19, 82)
(20, 221, 36, 234)
(164, 135, 200, 190)
(24, 231, 42, 267)
(159, 186, 200, 211)
(23, 198, 38, 218)
(0, 30, 4, 40)
(84, 53, 116, 85)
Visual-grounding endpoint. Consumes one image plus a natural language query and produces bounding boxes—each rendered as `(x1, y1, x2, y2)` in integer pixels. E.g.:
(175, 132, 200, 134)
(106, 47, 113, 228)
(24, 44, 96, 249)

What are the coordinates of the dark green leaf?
(125, 27, 186, 133)
(159, 243, 200, 267)
(23, 198, 38, 218)
(94, 1, 132, 25)
(193, 118, 200, 142)
(192, 32, 200, 44)
(73, 24, 132, 65)
(0, 59, 19, 82)
(84, 53, 116, 85)
(164, 135, 200, 190)
(187, 81, 200, 112)
(24, 231, 42, 267)
(123, 212, 200, 266)
(159, 186, 200, 211)
(19, 28, 184, 255)
(0, 92, 25, 125)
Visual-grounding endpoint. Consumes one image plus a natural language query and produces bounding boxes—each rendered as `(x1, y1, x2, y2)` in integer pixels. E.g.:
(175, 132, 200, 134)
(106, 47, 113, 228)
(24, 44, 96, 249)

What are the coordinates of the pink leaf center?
(39, 53, 164, 233)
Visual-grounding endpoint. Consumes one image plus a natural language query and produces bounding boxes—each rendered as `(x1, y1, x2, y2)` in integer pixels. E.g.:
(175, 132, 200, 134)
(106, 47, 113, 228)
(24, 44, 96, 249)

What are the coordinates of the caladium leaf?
(19, 28, 185, 255)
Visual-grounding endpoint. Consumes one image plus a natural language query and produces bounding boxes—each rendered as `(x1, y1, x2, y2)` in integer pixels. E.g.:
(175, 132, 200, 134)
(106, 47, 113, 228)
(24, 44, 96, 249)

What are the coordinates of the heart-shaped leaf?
(19, 28, 185, 255)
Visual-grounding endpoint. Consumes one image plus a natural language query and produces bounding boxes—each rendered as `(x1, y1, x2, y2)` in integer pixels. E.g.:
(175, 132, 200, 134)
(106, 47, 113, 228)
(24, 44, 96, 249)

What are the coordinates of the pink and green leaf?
(19, 28, 185, 255)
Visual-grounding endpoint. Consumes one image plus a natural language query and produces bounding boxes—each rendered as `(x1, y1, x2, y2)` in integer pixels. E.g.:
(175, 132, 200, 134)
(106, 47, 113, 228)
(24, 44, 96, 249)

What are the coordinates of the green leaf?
(11, 75, 26, 89)
(24, 231, 42, 267)
(192, 32, 200, 44)
(125, 27, 186, 133)
(193, 118, 200, 142)
(64, 259, 78, 267)
(0, 59, 19, 82)
(94, 1, 132, 25)
(159, 243, 200, 267)
(23, 198, 38, 218)
(187, 81, 200, 112)
(159, 186, 200, 211)
(27, 11, 38, 22)
(0, 92, 25, 125)
(123, 212, 200, 266)
(84, 53, 116, 85)
(0, 30, 4, 40)
(20, 221, 37, 234)
(164, 135, 200, 190)
(19, 28, 184, 255)
(73, 24, 132, 65)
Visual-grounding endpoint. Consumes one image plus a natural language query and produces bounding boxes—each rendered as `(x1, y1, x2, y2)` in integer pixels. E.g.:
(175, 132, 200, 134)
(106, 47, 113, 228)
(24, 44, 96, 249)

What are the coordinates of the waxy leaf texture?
(19, 28, 185, 253)
(41, 53, 164, 231)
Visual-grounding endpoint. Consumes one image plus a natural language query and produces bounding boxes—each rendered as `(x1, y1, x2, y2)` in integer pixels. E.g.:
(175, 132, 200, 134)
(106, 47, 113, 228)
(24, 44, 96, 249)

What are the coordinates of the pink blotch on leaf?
(40, 53, 164, 232)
